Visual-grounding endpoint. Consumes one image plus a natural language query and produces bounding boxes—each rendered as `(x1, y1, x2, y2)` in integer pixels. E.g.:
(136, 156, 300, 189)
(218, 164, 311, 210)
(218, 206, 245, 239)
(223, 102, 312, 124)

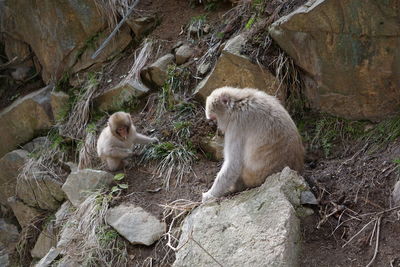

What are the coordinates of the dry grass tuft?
(58, 192, 128, 266)
(141, 142, 197, 190)
(18, 135, 69, 186)
(59, 74, 100, 140)
(78, 130, 101, 170)
(157, 199, 200, 262)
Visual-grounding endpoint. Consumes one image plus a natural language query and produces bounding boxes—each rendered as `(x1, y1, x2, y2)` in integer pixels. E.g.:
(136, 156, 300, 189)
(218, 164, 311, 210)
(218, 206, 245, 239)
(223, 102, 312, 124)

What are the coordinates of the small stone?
(142, 54, 175, 87)
(106, 204, 166, 246)
(175, 45, 194, 65)
(31, 223, 57, 259)
(300, 191, 319, 205)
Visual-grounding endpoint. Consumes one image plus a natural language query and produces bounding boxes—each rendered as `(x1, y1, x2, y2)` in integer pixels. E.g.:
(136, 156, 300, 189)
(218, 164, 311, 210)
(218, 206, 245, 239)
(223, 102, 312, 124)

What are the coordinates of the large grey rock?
(34, 247, 60, 267)
(392, 180, 400, 206)
(0, 86, 53, 158)
(8, 196, 42, 228)
(62, 169, 113, 207)
(194, 34, 285, 101)
(175, 45, 194, 65)
(2, 0, 107, 83)
(94, 78, 150, 112)
(70, 25, 132, 74)
(0, 219, 19, 253)
(16, 171, 65, 211)
(0, 150, 29, 207)
(269, 0, 400, 120)
(173, 167, 307, 267)
(142, 54, 175, 87)
(106, 204, 166, 246)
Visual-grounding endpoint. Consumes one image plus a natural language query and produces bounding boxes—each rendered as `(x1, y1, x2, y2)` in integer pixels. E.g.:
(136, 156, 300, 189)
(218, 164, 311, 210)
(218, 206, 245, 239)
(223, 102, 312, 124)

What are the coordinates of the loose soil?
(300, 140, 400, 267)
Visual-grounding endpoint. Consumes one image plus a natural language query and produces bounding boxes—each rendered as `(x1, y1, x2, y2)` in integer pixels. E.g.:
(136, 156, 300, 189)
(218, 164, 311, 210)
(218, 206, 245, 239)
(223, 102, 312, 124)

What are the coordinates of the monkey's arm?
(203, 139, 243, 201)
(134, 133, 159, 144)
(103, 147, 133, 158)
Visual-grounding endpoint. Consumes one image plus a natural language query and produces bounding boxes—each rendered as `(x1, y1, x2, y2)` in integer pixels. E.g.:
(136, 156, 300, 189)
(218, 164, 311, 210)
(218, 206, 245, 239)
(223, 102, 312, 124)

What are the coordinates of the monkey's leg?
(203, 140, 243, 201)
(104, 147, 132, 158)
(134, 133, 158, 144)
(106, 158, 123, 171)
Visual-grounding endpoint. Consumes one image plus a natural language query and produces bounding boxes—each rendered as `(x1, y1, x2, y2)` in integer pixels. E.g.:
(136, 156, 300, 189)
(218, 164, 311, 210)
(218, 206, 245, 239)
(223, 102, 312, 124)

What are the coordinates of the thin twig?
(91, 0, 140, 59)
(342, 219, 375, 248)
(189, 235, 224, 267)
(366, 216, 381, 267)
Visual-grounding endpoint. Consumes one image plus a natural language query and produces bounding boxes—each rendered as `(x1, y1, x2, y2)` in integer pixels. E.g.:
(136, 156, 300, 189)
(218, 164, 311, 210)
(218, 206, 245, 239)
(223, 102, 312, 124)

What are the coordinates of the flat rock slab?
(106, 204, 166, 246)
(194, 34, 285, 102)
(173, 167, 308, 267)
(94, 78, 150, 112)
(62, 169, 113, 207)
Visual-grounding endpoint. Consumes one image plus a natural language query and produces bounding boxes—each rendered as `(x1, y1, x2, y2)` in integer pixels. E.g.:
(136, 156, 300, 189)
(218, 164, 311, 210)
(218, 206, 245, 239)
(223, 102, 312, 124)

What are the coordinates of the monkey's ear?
(219, 95, 230, 106)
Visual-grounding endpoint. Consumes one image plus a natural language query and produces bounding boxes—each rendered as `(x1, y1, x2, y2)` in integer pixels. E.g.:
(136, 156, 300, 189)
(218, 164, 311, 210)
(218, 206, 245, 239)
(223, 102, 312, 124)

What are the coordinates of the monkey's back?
(239, 91, 304, 188)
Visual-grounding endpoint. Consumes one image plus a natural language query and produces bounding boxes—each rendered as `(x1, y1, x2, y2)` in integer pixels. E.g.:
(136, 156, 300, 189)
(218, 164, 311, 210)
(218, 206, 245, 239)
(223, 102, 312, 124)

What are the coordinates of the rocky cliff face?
(270, 0, 400, 120)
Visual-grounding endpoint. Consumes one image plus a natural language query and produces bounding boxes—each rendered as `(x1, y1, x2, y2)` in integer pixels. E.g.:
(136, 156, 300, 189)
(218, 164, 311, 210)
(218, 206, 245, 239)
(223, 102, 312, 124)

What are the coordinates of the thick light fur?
(97, 111, 158, 171)
(203, 87, 304, 202)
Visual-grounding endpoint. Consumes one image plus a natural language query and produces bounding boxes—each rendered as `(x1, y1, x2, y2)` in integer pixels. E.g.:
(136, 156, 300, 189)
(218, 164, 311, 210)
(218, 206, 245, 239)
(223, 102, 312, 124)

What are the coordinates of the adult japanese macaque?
(202, 87, 304, 202)
(97, 111, 158, 171)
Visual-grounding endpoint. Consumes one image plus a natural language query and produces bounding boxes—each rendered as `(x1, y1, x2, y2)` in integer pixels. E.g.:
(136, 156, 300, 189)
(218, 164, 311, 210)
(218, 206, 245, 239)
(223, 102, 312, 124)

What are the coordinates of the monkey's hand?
(202, 191, 217, 203)
(151, 137, 159, 143)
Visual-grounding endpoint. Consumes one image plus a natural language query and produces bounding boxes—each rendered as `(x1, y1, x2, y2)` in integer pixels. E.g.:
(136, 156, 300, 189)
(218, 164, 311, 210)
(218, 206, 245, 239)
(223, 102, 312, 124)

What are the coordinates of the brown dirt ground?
(300, 139, 400, 267)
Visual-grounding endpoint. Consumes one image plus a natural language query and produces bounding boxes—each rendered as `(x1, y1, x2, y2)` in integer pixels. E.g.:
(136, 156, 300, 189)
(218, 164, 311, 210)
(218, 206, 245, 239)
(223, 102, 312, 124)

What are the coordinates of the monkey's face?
(116, 126, 129, 139)
(109, 112, 132, 140)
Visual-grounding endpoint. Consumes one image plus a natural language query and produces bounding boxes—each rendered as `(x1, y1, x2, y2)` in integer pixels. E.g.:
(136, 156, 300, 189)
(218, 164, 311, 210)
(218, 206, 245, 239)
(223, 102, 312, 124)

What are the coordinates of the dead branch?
(342, 219, 375, 248)
(91, 0, 140, 59)
(366, 216, 381, 267)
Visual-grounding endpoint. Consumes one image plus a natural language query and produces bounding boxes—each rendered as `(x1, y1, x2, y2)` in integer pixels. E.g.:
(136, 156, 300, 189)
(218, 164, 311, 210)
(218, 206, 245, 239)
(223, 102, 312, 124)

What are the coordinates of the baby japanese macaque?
(202, 87, 304, 202)
(97, 111, 158, 171)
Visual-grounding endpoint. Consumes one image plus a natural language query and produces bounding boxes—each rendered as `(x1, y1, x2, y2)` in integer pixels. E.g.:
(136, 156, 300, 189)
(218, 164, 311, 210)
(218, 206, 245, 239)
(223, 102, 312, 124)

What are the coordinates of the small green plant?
(361, 115, 400, 152)
(204, 1, 218, 11)
(141, 142, 197, 189)
(110, 173, 128, 196)
(173, 121, 191, 139)
(156, 65, 191, 118)
(309, 115, 365, 157)
(245, 15, 256, 29)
